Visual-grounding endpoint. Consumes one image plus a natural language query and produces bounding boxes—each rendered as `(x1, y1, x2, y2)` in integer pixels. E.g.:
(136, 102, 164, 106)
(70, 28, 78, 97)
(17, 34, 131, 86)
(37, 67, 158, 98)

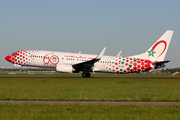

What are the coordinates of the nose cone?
(5, 55, 11, 62)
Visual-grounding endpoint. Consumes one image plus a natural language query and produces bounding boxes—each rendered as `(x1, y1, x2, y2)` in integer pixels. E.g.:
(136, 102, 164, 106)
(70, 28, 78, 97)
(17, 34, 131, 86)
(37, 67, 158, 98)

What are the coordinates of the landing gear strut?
(82, 72, 91, 77)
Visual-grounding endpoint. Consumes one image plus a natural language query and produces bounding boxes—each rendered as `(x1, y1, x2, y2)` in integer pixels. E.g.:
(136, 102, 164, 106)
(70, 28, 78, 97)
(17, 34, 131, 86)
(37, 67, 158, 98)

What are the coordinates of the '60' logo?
(43, 53, 59, 65)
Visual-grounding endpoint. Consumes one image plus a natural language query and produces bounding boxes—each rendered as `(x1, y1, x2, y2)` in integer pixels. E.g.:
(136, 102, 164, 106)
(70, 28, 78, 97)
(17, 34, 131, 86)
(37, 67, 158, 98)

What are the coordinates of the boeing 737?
(5, 30, 174, 77)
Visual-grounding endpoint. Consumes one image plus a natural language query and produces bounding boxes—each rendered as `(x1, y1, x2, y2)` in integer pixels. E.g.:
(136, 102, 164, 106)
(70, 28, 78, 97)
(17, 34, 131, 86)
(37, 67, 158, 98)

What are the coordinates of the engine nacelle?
(56, 64, 74, 73)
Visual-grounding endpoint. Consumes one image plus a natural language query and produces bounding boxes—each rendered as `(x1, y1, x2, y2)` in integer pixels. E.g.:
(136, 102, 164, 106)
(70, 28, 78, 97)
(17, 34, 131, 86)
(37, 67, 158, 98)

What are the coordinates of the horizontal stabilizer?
(152, 60, 170, 69)
(152, 60, 170, 64)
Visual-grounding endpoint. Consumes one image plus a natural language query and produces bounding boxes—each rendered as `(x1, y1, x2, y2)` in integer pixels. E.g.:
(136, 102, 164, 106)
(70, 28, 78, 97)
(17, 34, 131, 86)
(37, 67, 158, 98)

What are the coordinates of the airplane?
(5, 30, 174, 77)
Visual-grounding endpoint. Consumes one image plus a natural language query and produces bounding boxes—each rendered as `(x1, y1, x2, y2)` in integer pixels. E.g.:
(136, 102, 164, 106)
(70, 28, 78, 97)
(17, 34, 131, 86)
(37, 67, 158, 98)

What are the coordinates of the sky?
(0, 0, 180, 68)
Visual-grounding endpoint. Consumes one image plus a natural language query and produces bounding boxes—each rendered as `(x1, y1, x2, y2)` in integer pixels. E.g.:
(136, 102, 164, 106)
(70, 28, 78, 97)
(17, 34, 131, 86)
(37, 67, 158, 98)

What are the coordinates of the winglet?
(95, 47, 106, 59)
(116, 50, 122, 57)
(72, 47, 106, 70)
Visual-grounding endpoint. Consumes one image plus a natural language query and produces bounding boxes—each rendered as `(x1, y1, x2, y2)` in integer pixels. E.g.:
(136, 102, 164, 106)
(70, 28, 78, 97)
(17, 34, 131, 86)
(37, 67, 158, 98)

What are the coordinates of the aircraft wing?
(73, 47, 106, 71)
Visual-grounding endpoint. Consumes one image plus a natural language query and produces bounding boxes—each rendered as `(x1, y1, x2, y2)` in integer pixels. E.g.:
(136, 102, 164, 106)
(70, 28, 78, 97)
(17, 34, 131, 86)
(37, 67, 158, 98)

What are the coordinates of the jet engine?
(56, 64, 74, 73)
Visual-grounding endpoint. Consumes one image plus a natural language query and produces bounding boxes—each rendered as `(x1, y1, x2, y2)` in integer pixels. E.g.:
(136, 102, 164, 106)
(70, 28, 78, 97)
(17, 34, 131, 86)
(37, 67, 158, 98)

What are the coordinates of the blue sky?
(0, 0, 180, 68)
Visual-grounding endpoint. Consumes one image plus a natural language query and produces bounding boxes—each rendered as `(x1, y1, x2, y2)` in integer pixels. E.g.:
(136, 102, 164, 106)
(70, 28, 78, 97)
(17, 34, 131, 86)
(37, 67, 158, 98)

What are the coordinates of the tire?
(82, 73, 87, 77)
(87, 73, 91, 77)
(82, 72, 91, 77)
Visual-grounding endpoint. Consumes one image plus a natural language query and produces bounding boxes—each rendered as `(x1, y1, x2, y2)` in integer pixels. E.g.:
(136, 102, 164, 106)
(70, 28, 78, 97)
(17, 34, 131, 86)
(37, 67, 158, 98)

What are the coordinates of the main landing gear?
(82, 72, 91, 77)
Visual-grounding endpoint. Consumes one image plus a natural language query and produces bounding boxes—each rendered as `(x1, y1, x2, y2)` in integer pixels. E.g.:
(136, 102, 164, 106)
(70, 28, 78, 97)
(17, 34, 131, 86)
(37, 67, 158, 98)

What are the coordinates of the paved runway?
(1, 76, 180, 79)
(0, 101, 180, 106)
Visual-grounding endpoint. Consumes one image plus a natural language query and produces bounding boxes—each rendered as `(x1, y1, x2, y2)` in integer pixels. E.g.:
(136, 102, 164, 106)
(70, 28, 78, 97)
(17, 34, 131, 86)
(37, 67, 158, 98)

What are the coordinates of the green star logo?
(148, 49, 156, 57)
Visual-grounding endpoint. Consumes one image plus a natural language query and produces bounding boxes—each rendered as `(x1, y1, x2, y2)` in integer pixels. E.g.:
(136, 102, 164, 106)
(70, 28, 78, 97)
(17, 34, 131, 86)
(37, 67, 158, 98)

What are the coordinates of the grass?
(0, 104, 179, 120)
(0, 74, 179, 120)
(0, 74, 180, 101)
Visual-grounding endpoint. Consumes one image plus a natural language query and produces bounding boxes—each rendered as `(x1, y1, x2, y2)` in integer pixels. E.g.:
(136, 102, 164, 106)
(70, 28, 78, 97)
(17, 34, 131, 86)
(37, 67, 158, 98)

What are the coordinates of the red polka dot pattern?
(103, 56, 153, 73)
(6, 50, 36, 65)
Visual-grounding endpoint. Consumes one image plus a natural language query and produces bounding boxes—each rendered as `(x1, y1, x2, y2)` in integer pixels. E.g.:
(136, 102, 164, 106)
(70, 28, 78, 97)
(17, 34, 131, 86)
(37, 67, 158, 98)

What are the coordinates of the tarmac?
(1, 76, 180, 79)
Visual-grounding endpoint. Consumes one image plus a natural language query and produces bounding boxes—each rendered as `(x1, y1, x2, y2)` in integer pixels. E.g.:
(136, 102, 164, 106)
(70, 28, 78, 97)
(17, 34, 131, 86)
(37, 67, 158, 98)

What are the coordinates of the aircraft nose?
(5, 55, 11, 62)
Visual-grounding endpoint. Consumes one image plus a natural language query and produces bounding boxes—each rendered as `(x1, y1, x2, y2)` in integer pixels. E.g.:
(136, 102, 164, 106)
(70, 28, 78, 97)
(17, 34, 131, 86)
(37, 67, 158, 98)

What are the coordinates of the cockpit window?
(12, 53, 17, 55)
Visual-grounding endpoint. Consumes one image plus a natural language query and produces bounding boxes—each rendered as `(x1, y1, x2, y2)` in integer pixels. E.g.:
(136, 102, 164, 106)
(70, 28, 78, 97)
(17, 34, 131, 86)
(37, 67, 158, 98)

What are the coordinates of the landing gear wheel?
(82, 73, 87, 77)
(82, 72, 91, 77)
(87, 73, 91, 77)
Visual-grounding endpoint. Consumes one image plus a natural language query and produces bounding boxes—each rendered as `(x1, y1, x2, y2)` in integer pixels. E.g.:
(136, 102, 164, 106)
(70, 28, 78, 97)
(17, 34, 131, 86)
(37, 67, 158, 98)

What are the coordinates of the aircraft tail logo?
(130, 30, 174, 61)
(148, 40, 167, 58)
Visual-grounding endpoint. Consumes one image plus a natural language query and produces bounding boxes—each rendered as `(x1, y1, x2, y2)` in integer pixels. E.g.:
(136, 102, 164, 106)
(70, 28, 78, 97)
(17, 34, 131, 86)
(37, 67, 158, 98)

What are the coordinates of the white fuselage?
(5, 50, 154, 73)
(5, 30, 174, 77)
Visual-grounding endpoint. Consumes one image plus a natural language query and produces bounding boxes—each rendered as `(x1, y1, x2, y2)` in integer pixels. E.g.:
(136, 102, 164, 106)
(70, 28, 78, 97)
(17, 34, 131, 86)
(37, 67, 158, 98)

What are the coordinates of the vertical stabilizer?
(130, 30, 174, 61)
